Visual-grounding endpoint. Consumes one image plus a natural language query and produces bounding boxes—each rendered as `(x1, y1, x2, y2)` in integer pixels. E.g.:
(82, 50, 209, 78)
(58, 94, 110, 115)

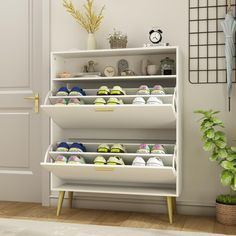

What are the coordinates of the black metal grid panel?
(189, 0, 236, 84)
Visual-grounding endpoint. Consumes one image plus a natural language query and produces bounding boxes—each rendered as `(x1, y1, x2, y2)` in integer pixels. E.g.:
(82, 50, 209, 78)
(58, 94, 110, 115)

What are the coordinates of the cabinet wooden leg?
(57, 191, 65, 216)
(166, 196, 173, 224)
(172, 197, 177, 214)
(68, 191, 73, 209)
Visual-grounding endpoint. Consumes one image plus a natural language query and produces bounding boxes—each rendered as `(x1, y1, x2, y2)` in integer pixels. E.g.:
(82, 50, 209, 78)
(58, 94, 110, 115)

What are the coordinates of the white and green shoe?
(94, 156, 106, 165)
(107, 156, 125, 165)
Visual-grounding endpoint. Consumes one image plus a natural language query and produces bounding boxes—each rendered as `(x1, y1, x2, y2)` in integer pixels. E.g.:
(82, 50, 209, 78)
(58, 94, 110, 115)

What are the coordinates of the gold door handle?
(24, 93, 39, 113)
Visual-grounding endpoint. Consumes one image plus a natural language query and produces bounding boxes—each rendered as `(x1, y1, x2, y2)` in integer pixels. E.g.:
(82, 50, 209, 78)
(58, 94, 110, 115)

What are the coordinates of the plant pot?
(216, 202, 236, 225)
(87, 33, 96, 50)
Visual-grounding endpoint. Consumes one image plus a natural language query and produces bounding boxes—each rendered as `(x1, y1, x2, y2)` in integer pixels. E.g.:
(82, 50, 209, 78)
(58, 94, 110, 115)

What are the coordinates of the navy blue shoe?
(69, 143, 87, 152)
(56, 87, 69, 96)
(69, 87, 86, 96)
(56, 142, 70, 152)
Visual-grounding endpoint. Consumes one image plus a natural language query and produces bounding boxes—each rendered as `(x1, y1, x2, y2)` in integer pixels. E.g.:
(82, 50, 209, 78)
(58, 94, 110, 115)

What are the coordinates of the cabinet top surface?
(51, 46, 178, 58)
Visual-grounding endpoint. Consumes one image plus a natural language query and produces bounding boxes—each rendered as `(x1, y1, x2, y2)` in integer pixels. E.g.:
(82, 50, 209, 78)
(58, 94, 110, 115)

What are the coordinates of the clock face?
(104, 66, 116, 77)
(149, 31, 162, 44)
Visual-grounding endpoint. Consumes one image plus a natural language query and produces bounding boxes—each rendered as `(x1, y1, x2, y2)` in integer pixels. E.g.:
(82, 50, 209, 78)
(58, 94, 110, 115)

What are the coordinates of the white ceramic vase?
(87, 33, 96, 50)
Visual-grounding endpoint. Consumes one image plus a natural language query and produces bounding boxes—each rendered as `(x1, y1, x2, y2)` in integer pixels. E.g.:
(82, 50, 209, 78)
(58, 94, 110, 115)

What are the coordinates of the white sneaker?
(146, 157, 164, 167)
(132, 156, 146, 166)
(132, 97, 145, 105)
(147, 97, 163, 105)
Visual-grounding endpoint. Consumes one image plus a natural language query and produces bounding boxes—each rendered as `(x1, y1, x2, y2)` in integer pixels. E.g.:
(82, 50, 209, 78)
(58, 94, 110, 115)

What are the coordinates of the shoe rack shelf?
(41, 46, 182, 224)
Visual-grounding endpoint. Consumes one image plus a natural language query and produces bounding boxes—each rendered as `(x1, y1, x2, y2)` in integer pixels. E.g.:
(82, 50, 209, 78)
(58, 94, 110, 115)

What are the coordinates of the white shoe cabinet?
(41, 47, 182, 224)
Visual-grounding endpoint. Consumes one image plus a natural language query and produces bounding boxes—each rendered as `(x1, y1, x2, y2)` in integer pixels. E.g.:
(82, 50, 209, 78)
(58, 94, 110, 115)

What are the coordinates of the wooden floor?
(0, 201, 235, 235)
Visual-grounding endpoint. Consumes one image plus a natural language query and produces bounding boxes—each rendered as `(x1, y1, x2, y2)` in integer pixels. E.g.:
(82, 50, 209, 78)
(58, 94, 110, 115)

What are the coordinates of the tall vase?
(87, 33, 96, 50)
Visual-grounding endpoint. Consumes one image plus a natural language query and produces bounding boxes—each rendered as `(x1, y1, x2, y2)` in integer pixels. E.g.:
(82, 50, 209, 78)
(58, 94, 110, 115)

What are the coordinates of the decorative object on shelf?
(108, 29, 128, 49)
(141, 59, 150, 75)
(149, 28, 163, 44)
(97, 86, 110, 95)
(195, 110, 236, 225)
(143, 42, 169, 47)
(103, 66, 116, 77)
(117, 59, 129, 75)
(110, 86, 126, 95)
(75, 61, 101, 77)
(120, 69, 135, 76)
(160, 57, 175, 75)
(147, 64, 158, 75)
(88, 60, 95, 72)
(63, 0, 105, 50)
(221, 1, 236, 112)
(57, 72, 72, 78)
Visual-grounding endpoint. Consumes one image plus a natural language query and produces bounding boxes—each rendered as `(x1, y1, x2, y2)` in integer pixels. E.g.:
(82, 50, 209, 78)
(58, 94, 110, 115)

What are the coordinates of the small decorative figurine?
(87, 60, 95, 72)
(118, 59, 129, 75)
(160, 57, 175, 75)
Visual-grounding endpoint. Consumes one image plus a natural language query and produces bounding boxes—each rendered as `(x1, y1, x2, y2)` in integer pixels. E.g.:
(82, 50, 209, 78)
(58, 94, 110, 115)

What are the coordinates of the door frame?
(41, 0, 51, 206)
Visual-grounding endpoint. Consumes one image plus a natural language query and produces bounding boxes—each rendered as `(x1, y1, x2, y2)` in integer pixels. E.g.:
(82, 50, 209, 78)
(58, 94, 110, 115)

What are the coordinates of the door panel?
(0, 0, 30, 88)
(0, 113, 29, 168)
(0, 0, 43, 202)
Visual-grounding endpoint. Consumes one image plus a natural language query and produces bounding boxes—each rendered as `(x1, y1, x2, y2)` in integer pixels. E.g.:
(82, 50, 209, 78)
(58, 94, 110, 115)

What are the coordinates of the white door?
(0, 0, 44, 202)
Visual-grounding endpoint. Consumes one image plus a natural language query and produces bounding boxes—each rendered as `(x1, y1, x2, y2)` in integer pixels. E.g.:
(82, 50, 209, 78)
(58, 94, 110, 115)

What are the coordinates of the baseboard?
(48, 193, 216, 216)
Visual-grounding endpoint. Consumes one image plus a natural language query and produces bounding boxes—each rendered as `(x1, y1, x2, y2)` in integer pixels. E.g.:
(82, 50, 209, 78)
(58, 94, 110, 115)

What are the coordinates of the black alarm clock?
(149, 28, 163, 44)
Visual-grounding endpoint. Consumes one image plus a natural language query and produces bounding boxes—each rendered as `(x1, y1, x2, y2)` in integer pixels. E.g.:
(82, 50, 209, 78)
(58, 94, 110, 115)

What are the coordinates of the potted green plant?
(195, 110, 236, 225)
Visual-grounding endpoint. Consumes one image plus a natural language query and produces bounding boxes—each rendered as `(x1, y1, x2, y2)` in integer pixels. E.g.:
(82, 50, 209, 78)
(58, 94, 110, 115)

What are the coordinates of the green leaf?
(214, 131, 226, 141)
(227, 153, 236, 161)
(218, 149, 228, 158)
(203, 142, 214, 151)
(231, 146, 236, 152)
(206, 129, 215, 139)
(221, 161, 235, 170)
(221, 170, 234, 186)
(212, 117, 224, 125)
(210, 153, 218, 161)
(215, 140, 227, 149)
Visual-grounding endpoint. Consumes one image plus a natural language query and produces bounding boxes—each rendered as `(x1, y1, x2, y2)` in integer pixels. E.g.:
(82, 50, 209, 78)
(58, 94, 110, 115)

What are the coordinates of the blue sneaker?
(69, 87, 86, 96)
(56, 142, 70, 152)
(69, 143, 87, 152)
(56, 87, 69, 96)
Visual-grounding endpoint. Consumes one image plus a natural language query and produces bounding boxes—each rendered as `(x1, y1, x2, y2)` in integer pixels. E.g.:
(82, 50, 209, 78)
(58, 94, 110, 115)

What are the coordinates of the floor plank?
(0, 201, 235, 235)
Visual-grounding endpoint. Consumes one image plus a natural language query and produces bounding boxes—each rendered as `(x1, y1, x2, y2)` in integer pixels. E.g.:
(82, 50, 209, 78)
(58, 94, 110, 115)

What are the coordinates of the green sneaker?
(97, 144, 110, 153)
(94, 156, 106, 165)
(110, 144, 126, 153)
(107, 156, 125, 165)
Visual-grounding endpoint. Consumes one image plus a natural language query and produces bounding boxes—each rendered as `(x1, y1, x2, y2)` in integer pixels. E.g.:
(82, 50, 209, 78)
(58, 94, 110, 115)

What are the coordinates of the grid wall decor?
(189, 0, 236, 84)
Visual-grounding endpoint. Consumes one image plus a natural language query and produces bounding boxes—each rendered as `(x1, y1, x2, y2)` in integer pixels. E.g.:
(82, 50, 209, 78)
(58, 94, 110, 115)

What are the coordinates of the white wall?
(50, 0, 236, 214)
